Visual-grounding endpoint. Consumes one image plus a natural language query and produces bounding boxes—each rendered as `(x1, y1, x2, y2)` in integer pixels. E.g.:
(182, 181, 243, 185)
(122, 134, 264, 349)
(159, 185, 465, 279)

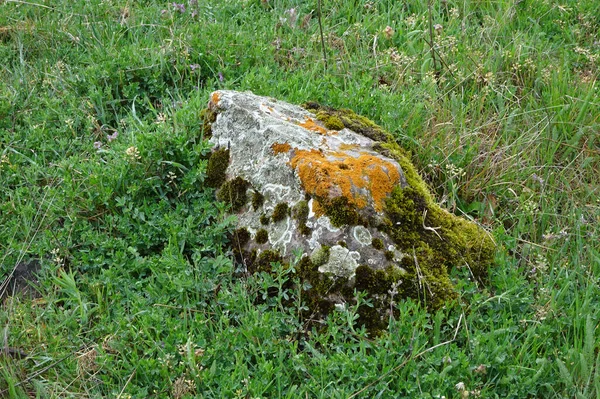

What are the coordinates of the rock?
(205, 90, 495, 330)
(1, 259, 41, 302)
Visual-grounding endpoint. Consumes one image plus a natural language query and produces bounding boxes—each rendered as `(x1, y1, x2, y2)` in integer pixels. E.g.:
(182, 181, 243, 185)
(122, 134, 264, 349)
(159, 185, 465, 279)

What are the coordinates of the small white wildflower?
(155, 112, 167, 124)
(445, 163, 466, 178)
(125, 146, 141, 161)
(520, 199, 538, 216)
(51, 248, 63, 265)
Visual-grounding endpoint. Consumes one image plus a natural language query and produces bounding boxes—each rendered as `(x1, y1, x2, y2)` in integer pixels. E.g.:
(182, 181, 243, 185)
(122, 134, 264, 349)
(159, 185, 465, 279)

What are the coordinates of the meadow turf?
(0, 0, 598, 397)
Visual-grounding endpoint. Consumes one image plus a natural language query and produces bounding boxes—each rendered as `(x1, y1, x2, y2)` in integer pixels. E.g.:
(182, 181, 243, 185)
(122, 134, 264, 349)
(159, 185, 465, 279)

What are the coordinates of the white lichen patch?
(353, 225, 372, 246)
(318, 245, 361, 279)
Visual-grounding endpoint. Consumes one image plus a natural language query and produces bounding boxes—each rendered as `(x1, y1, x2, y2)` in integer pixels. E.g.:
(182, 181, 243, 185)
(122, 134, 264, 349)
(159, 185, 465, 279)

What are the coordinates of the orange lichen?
(272, 142, 292, 154)
(211, 92, 221, 106)
(290, 149, 401, 213)
(298, 117, 328, 135)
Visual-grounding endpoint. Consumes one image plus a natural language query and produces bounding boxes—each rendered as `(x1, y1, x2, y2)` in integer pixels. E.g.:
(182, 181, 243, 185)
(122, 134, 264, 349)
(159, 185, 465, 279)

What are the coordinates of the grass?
(0, 0, 598, 397)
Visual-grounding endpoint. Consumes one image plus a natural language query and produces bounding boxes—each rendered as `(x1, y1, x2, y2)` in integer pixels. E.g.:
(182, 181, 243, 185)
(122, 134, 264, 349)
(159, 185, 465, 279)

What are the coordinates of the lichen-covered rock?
(205, 90, 495, 330)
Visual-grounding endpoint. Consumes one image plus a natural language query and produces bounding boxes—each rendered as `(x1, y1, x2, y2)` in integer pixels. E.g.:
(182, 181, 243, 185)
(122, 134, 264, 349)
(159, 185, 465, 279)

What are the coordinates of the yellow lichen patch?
(298, 117, 328, 135)
(271, 142, 292, 154)
(290, 149, 401, 212)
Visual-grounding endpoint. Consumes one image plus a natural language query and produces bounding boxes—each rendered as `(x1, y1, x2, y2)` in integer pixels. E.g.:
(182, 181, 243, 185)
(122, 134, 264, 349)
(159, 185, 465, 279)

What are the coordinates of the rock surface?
(204, 90, 495, 329)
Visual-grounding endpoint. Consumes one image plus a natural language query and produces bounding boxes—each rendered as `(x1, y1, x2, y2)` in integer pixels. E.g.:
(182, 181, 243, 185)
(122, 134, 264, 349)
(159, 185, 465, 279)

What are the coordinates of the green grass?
(0, 0, 598, 397)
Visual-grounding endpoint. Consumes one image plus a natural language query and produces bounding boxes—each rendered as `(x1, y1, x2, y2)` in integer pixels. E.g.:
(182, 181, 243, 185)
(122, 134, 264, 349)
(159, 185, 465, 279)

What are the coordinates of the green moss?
(251, 190, 264, 211)
(384, 250, 395, 261)
(371, 237, 384, 250)
(259, 214, 270, 225)
(205, 147, 230, 188)
(271, 202, 289, 223)
(337, 241, 347, 248)
(323, 196, 363, 227)
(310, 245, 330, 267)
(303, 102, 388, 141)
(231, 228, 250, 248)
(354, 266, 392, 295)
(292, 200, 311, 236)
(200, 108, 217, 138)
(255, 229, 269, 244)
(315, 111, 344, 130)
(292, 200, 309, 222)
(217, 177, 249, 212)
(251, 249, 284, 274)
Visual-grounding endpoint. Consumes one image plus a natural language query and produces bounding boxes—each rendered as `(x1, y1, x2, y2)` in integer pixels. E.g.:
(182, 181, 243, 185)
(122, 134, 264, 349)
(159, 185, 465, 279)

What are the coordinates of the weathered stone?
(205, 90, 495, 330)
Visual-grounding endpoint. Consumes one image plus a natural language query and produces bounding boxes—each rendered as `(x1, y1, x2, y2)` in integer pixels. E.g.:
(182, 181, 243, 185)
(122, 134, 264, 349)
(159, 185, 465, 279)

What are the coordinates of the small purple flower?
(218, 71, 224, 82)
(172, 3, 185, 13)
(107, 132, 119, 142)
(190, 64, 200, 71)
(161, 9, 168, 15)
(94, 141, 102, 150)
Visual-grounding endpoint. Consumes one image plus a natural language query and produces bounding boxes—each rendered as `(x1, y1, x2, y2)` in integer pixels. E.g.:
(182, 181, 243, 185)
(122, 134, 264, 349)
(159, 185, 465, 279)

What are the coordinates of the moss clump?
(303, 102, 388, 142)
(292, 200, 311, 236)
(200, 108, 217, 138)
(205, 147, 230, 188)
(255, 229, 269, 244)
(217, 177, 249, 212)
(231, 228, 250, 248)
(250, 249, 284, 274)
(259, 214, 270, 225)
(310, 245, 330, 267)
(315, 111, 344, 130)
(251, 190, 264, 211)
(384, 250, 395, 261)
(371, 237, 384, 250)
(323, 196, 363, 227)
(271, 202, 290, 223)
(337, 241, 347, 248)
(355, 266, 394, 295)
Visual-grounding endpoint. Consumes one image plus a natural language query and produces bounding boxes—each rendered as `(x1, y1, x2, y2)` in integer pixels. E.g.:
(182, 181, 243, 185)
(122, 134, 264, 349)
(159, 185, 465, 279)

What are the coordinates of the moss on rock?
(310, 245, 331, 267)
(371, 237, 384, 250)
(255, 229, 269, 244)
(271, 202, 290, 223)
(205, 147, 230, 188)
(303, 101, 495, 310)
(259, 214, 270, 225)
(250, 249, 284, 274)
(217, 177, 249, 212)
(322, 196, 364, 227)
(200, 108, 217, 138)
(216, 95, 495, 332)
(292, 200, 311, 236)
(315, 111, 344, 130)
(251, 190, 265, 211)
(303, 102, 388, 142)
